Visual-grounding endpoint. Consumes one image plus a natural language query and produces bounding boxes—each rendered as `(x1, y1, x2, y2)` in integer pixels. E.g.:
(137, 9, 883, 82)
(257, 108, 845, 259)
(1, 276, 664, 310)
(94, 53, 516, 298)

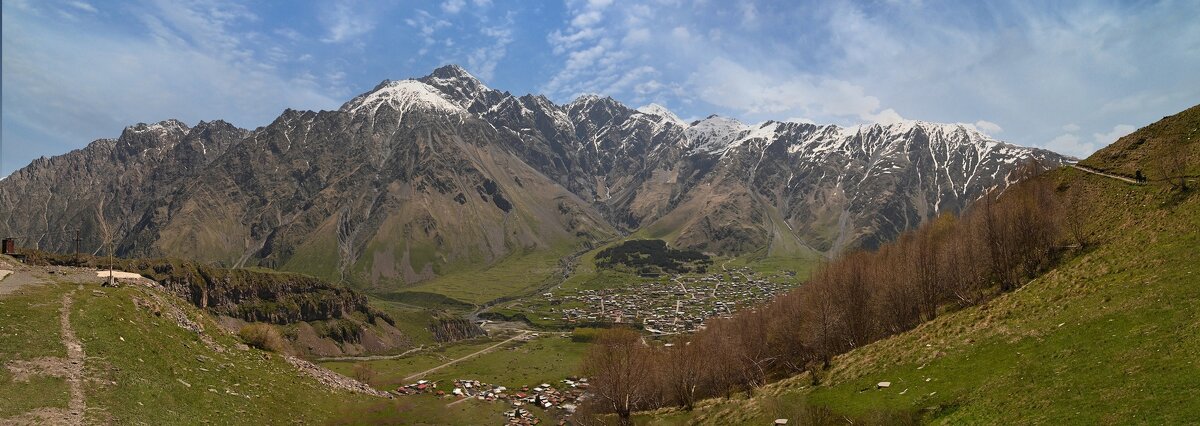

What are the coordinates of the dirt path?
(314, 345, 428, 362)
(402, 331, 529, 382)
(1070, 164, 1144, 184)
(0, 271, 50, 296)
(60, 288, 87, 425)
(3, 287, 88, 425)
(444, 395, 473, 407)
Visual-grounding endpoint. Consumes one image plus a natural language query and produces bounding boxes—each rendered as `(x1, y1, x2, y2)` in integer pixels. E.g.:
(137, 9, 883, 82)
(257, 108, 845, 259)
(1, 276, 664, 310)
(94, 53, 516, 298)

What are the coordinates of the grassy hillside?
(639, 108, 1200, 424)
(400, 243, 575, 306)
(1083, 104, 1200, 179)
(0, 274, 376, 424)
(23, 251, 411, 358)
(0, 263, 558, 424)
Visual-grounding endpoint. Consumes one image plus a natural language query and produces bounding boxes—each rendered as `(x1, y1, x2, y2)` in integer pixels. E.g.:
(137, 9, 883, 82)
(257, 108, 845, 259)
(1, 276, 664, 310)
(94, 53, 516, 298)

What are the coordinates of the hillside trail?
(402, 331, 529, 382)
(1070, 164, 1145, 184)
(314, 345, 429, 362)
(60, 288, 87, 425)
(2, 285, 88, 425)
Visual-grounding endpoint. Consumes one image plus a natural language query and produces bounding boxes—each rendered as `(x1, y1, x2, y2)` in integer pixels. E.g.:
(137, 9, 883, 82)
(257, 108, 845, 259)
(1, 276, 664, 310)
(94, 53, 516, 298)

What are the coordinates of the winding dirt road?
(401, 331, 529, 382)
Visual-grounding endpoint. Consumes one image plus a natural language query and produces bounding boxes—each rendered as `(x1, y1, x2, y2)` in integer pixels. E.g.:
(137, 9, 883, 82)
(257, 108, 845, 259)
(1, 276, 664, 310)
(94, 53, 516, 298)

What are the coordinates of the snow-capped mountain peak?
(566, 93, 628, 113)
(124, 119, 190, 136)
(424, 64, 485, 87)
(417, 64, 501, 111)
(685, 115, 748, 154)
(636, 103, 686, 127)
(340, 79, 464, 116)
(869, 120, 993, 141)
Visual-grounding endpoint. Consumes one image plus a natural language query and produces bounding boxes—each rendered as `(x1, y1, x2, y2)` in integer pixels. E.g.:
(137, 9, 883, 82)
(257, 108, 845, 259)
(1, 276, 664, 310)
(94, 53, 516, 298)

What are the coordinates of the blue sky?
(3, 0, 1199, 176)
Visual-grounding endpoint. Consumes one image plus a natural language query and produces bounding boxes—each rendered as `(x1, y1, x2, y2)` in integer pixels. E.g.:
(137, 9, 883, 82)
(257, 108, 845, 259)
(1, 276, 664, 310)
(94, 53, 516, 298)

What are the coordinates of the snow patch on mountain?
(739, 121, 782, 144)
(341, 80, 464, 117)
(419, 64, 497, 111)
(423, 64, 490, 90)
(685, 115, 748, 154)
(636, 103, 686, 127)
(126, 119, 190, 136)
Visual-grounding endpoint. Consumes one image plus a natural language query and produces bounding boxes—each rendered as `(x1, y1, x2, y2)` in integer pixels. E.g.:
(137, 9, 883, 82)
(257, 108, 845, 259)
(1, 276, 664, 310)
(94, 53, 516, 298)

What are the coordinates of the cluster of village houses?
(389, 267, 797, 422)
(544, 267, 796, 334)
(394, 377, 589, 424)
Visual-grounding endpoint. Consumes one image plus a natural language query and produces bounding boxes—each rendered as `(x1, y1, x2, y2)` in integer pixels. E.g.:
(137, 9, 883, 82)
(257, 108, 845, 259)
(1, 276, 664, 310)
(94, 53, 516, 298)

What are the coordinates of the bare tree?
(95, 199, 116, 286)
(581, 328, 652, 425)
(942, 226, 987, 306)
(834, 254, 873, 348)
(801, 269, 842, 368)
(662, 338, 706, 410)
(1061, 190, 1090, 249)
(729, 310, 775, 393)
(981, 191, 1020, 291)
(765, 293, 814, 374)
(912, 226, 943, 322)
(873, 243, 918, 335)
(1157, 142, 1189, 191)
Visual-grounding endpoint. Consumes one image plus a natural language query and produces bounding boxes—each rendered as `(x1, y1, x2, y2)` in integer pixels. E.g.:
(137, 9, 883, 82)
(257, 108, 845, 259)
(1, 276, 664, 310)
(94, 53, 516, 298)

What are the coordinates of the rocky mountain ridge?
(0, 64, 1070, 288)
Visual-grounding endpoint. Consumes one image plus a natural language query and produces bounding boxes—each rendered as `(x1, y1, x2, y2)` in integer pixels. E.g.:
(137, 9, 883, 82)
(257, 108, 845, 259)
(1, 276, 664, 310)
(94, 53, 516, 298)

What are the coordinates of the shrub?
(352, 363, 377, 384)
(238, 323, 289, 353)
(571, 327, 603, 343)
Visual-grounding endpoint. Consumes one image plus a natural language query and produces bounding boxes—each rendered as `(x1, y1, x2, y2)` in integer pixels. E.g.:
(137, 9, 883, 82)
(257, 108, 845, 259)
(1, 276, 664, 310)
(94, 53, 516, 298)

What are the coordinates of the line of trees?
(579, 162, 1073, 424)
(595, 239, 712, 274)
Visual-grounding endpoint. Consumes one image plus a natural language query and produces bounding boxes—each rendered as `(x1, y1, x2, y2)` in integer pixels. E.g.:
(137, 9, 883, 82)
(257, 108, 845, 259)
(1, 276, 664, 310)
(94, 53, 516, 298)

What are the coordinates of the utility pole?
(108, 242, 114, 286)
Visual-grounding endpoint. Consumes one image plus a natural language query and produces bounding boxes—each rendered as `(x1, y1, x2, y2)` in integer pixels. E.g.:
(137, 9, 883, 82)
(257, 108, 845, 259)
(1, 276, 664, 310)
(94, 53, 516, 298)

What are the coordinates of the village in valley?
(365, 258, 803, 424)
(488, 240, 805, 334)
(324, 240, 806, 424)
(540, 266, 798, 334)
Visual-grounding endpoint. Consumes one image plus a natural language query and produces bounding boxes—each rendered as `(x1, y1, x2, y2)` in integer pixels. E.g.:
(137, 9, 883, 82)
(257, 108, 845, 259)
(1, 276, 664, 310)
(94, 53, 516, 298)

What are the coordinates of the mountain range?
(0, 65, 1069, 289)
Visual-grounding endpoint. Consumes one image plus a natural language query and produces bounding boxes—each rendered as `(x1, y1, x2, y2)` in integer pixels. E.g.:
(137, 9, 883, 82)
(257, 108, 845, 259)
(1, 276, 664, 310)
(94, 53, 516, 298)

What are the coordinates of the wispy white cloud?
(321, 1, 376, 43)
(405, 10, 452, 56)
(974, 120, 1003, 134)
(812, 1, 1200, 156)
(544, 0, 706, 106)
(1, 0, 342, 174)
(67, 1, 97, 13)
(540, 0, 1200, 158)
(441, 0, 465, 14)
(467, 14, 515, 81)
(1092, 124, 1136, 146)
(1046, 133, 1093, 158)
(738, 3, 758, 26)
(690, 57, 905, 124)
(542, 1, 905, 124)
(1044, 123, 1134, 158)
